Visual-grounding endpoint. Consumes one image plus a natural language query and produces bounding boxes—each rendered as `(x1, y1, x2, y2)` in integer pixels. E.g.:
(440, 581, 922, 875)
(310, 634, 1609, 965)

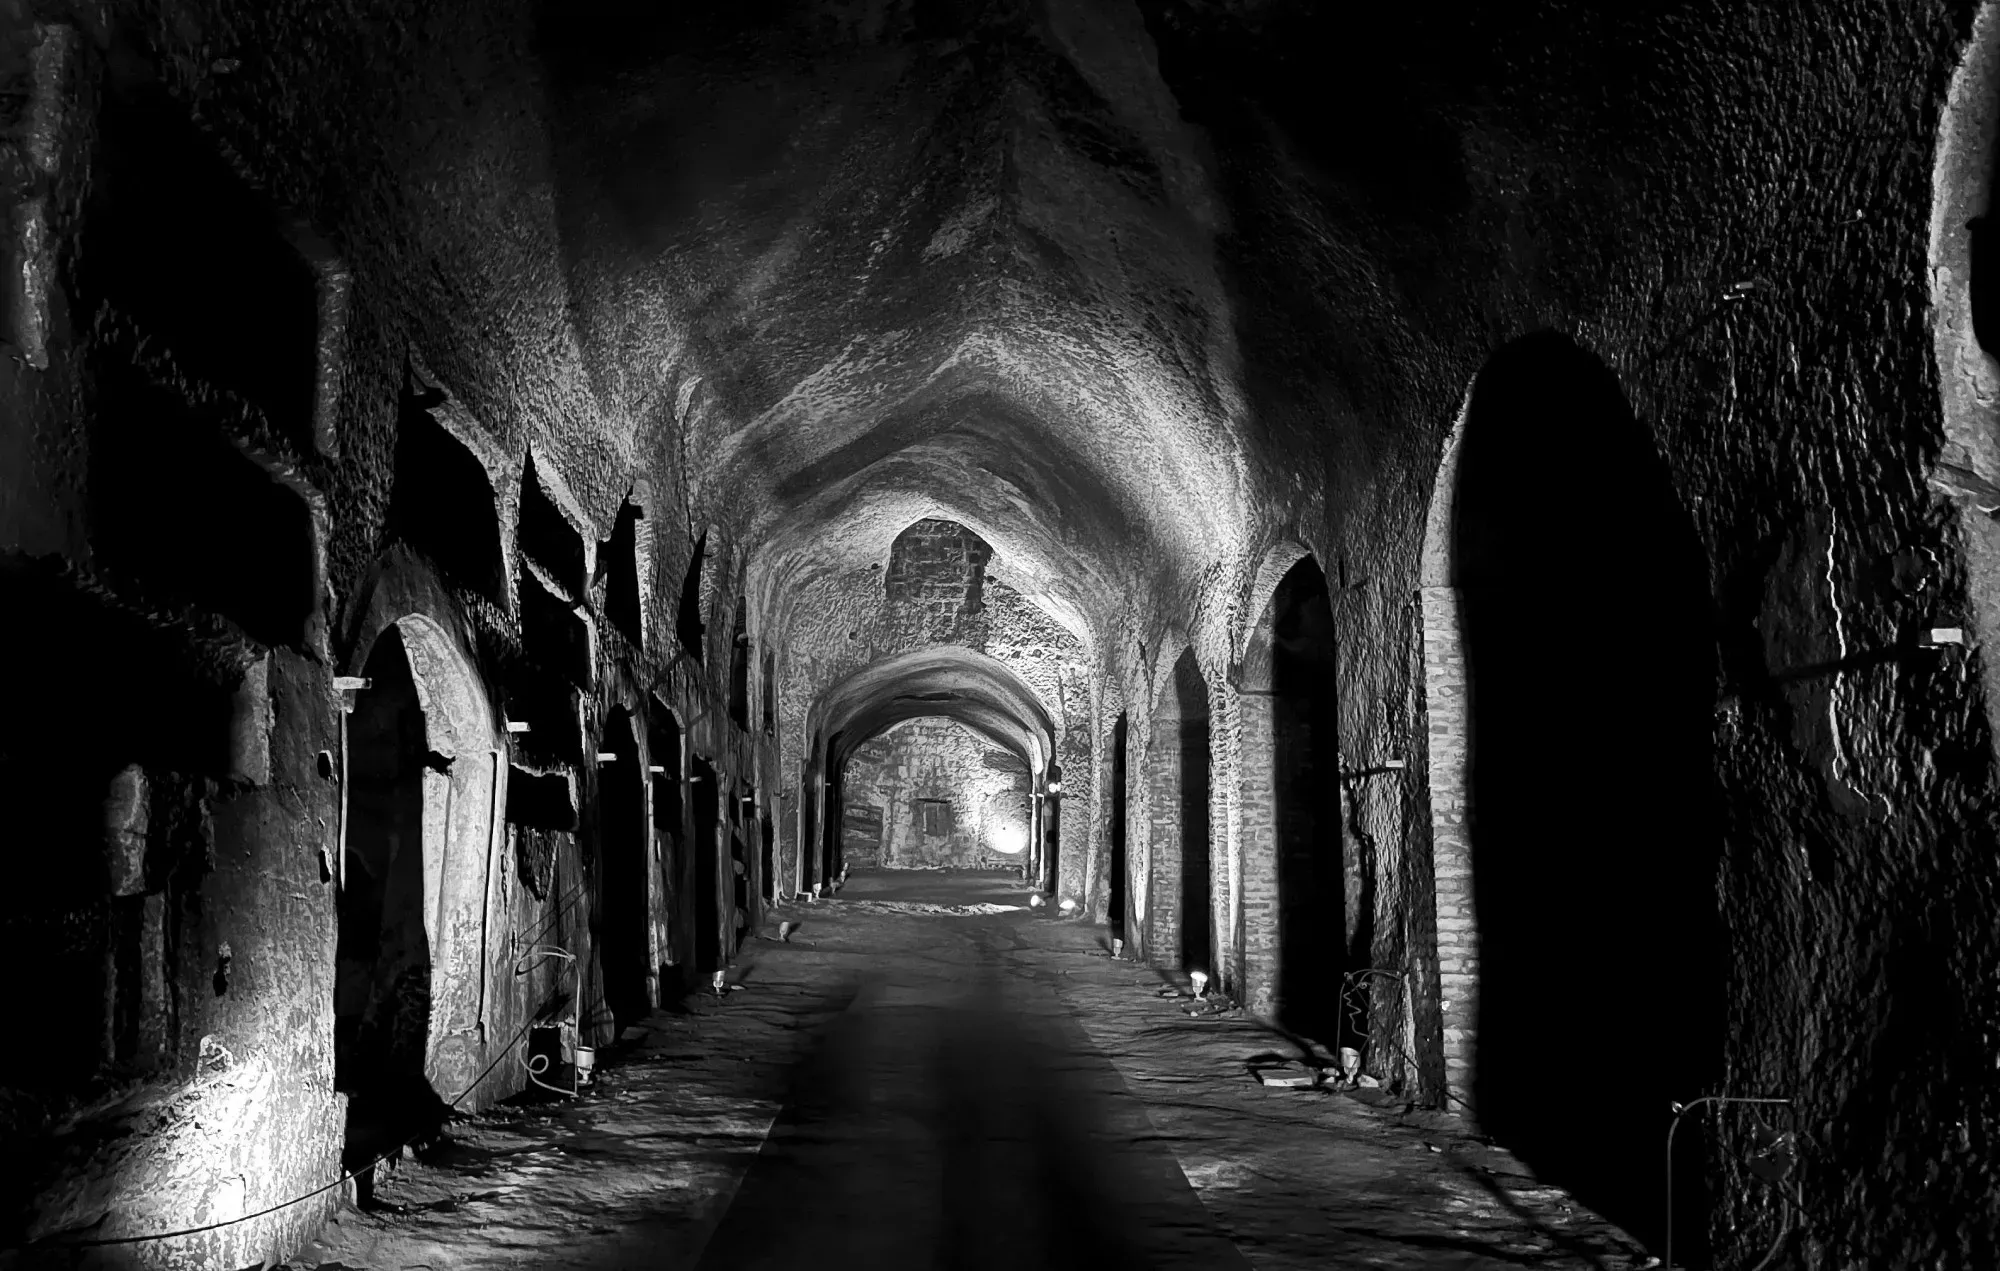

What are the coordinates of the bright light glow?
(991, 823, 1028, 855)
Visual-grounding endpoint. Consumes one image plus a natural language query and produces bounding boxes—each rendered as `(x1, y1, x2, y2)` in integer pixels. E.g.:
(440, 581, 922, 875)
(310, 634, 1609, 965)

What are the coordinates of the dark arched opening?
(336, 626, 437, 1173)
(1108, 714, 1129, 934)
(1173, 651, 1213, 976)
(728, 791, 751, 957)
(598, 707, 650, 1030)
(647, 710, 684, 988)
(1453, 331, 1723, 1255)
(728, 605, 750, 728)
(676, 532, 708, 662)
(821, 731, 845, 887)
(691, 756, 722, 974)
(1269, 557, 1347, 1043)
(1040, 763, 1063, 894)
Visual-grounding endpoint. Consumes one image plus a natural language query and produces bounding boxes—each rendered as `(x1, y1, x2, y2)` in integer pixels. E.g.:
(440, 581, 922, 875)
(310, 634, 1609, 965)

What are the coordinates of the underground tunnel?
(3, 2, 2000, 1268)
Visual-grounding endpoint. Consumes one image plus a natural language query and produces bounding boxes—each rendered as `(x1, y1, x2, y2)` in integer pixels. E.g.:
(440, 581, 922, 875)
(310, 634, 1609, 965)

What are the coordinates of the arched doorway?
(338, 626, 431, 1106)
(1040, 764, 1062, 895)
(647, 709, 684, 987)
(1450, 332, 1722, 1253)
(691, 756, 722, 973)
(1262, 557, 1346, 1043)
(1151, 650, 1214, 976)
(336, 616, 496, 1173)
(598, 706, 650, 1030)
(1108, 713, 1129, 935)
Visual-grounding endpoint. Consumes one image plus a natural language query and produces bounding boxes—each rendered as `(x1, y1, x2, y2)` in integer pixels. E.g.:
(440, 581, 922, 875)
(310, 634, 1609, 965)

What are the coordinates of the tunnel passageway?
(289, 871, 1652, 1271)
(697, 871, 1249, 1271)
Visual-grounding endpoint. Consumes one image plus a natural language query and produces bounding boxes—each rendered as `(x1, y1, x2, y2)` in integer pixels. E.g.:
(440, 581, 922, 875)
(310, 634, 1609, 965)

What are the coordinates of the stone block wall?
(842, 718, 1031, 869)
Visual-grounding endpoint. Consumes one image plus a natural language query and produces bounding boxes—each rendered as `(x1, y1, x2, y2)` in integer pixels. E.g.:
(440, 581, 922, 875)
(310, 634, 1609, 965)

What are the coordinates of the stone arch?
(1240, 538, 1316, 666)
(1424, 331, 1723, 1252)
(1237, 555, 1345, 1033)
(1143, 647, 1215, 977)
(1931, 1, 2000, 752)
(337, 609, 500, 1162)
(597, 705, 651, 1029)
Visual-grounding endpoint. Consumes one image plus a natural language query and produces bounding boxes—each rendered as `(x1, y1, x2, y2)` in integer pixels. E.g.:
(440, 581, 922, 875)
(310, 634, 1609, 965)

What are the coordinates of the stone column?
(1419, 586, 1476, 1115)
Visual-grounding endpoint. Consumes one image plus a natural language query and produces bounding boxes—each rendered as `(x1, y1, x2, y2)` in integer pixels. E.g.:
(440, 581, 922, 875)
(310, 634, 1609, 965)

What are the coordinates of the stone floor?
(286, 869, 1659, 1270)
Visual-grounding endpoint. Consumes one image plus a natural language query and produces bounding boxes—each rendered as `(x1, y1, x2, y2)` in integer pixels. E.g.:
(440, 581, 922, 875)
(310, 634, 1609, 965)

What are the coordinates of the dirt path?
(287, 869, 1656, 1271)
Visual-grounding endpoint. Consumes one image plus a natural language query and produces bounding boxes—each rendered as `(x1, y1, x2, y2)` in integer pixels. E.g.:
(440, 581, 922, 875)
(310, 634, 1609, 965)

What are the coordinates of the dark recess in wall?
(1174, 649, 1213, 976)
(1269, 557, 1347, 1045)
(507, 765, 577, 831)
(729, 604, 750, 728)
(1109, 713, 1128, 934)
(521, 566, 593, 688)
(676, 531, 707, 661)
(598, 709, 650, 1031)
(692, 756, 722, 973)
(337, 627, 441, 1189)
(84, 353, 317, 650)
(83, 80, 320, 456)
(601, 498, 645, 648)
(388, 395, 504, 606)
(761, 648, 776, 734)
(518, 454, 589, 599)
(1453, 331, 1724, 1257)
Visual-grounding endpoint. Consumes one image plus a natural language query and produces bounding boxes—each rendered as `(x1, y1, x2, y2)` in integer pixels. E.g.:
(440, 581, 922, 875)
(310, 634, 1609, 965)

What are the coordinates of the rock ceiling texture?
(129, 0, 1978, 767)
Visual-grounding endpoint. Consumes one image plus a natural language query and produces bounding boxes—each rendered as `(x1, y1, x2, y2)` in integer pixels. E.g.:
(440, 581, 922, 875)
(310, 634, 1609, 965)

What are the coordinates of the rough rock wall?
(0, 2, 767, 1264)
(1126, 2, 2000, 1262)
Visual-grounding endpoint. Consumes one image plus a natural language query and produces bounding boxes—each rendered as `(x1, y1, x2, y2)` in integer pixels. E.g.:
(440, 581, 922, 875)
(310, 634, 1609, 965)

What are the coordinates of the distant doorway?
(692, 757, 722, 974)
(599, 707, 650, 1030)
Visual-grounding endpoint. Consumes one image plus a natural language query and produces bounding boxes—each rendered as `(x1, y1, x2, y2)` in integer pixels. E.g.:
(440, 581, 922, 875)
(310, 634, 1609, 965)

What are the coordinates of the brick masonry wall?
(1418, 586, 1475, 1114)
(1236, 689, 1279, 1017)
(842, 717, 1032, 868)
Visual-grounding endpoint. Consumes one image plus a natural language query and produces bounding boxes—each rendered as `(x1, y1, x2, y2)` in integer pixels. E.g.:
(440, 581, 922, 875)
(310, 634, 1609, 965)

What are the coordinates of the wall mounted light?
(648, 764, 667, 774)
(1921, 627, 1968, 647)
(505, 719, 532, 733)
(1047, 780, 1063, 794)
(595, 751, 618, 762)
(333, 676, 369, 691)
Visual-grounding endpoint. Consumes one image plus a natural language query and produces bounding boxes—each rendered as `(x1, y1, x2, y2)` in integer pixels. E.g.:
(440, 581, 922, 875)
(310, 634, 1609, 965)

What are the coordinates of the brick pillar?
(1419, 586, 1477, 1115)
(1235, 688, 1279, 1017)
(1216, 681, 1247, 1003)
(1145, 711, 1182, 967)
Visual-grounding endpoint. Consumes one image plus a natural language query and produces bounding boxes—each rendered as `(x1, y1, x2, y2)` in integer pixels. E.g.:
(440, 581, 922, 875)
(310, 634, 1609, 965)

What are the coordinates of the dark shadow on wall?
(1453, 331, 1724, 1258)
(1174, 651, 1213, 977)
(337, 626, 443, 1188)
(677, 531, 708, 663)
(1269, 557, 1349, 1045)
(599, 707, 651, 1031)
